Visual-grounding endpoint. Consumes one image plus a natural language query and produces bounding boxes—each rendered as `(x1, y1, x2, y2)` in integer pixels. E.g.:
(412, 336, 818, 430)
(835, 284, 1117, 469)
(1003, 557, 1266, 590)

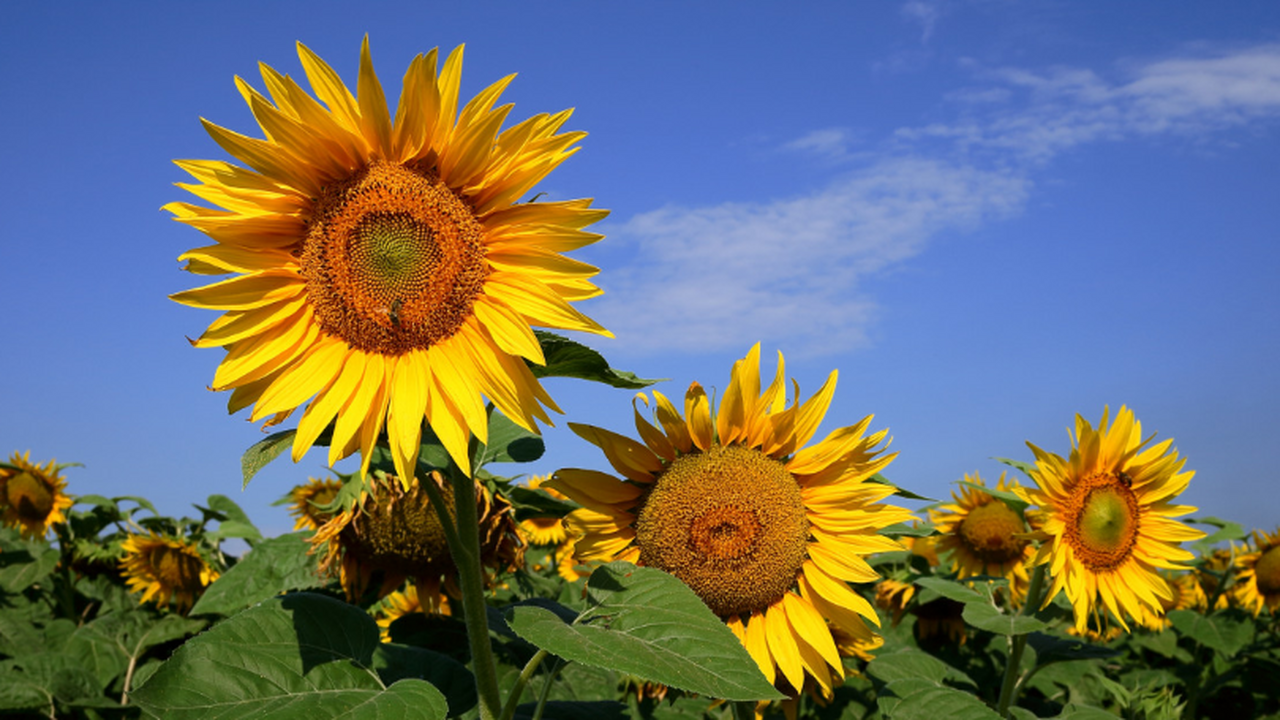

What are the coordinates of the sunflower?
(1018, 406, 1205, 633)
(0, 452, 75, 540)
(169, 39, 610, 482)
(547, 345, 910, 699)
(312, 470, 523, 601)
(516, 475, 570, 546)
(285, 476, 343, 530)
(931, 472, 1034, 605)
(1198, 548, 1234, 610)
(374, 583, 450, 642)
(120, 533, 220, 613)
(1234, 528, 1280, 616)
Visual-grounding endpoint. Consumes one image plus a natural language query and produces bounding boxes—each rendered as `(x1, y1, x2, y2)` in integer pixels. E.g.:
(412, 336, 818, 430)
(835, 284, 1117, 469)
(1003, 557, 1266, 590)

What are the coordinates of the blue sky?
(2, 1, 1278, 541)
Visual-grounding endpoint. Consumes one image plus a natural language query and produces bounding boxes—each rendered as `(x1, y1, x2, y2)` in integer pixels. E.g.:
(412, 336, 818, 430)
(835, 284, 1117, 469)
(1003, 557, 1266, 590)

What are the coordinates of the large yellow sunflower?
(285, 476, 344, 530)
(169, 39, 610, 481)
(312, 470, 523, 601)
(120, 533, 220, 613)
(0, 452, 75, 539)
(1234, 528, 1280, 616)
(931, 472, 1034, 605)
(1018, 406, 1205, 633)
(547, 345, 910, 699)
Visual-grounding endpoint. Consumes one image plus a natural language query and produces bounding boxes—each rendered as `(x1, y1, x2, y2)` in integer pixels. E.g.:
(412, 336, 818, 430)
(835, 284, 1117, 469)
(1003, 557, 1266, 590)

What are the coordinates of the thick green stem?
(995, 563, 1046, 717)
(499, 649, 549, 720)
(731, 700, 758, 720)
(449, 466, 504, 720)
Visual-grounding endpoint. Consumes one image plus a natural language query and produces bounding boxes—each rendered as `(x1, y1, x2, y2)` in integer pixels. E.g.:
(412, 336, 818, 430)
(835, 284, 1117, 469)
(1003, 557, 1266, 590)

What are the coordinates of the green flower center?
(1255, 546, 1280, 596)
(957, 500, 1028, 568)
(6, 471, 54, 522)
(301, 161, 487, 356)
(1064, 472, 1140, 570)
(635, 445, 809, 617)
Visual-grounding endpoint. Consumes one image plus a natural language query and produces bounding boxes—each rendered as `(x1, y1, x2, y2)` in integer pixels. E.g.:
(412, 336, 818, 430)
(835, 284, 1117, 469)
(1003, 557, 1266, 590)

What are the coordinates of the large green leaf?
(879, 680, 1001, 720)
(201, 494, 263, 544)
(131, 593, 448, 719)
(474, 411, 546, 465)
(866, 649, 975, 688)
(190, 532, 325, 617)
(68, 611, 206, 693)
(961, 602, 1047, 636)
(505, 562, 783, 702)
(0, 535, 60, 593)
(1167, 609, 1253, 656)
(530, 332, 660, 389)
(371, 643, 476, 716)
(914, 577, 986, 605)
(1026, 632, 1121, 665)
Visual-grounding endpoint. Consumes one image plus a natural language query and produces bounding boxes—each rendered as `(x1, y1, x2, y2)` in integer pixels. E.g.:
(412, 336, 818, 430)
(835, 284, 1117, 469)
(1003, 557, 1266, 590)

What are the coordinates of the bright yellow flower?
(312, 471, 522, 601)
(120, 533, 220, 613)
(285, 476, 343, 531)
(1140, 571, 1209, 631)
(0, 452, 74, 539)
(1019, 406, 1205, 633)
(548, 345, 911, 699)
(931, 472, 1034, 606)
(374, 583, 450, 642)
(169, 39, 610, 482)
(1234, 528, 1280, 616)
(516, 475, 569, 546)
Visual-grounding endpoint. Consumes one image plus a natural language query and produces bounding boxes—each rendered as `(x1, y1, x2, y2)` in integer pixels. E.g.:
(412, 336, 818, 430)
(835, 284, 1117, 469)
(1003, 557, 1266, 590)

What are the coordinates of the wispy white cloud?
(900, 45, 1280, 162)
(901, 0, 948, 44)
(595, 45, 1280, 356)
(593, 158, 1028, 355)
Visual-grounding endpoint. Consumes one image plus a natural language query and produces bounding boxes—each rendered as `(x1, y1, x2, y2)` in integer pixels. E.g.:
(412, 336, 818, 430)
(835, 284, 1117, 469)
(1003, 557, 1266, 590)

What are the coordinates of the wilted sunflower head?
(313, 471, 523, 601)
(1235, 528, 1280, 616)
(286, 476, 343, 531)
(931, 472, 1034, 604)
(548, 344, 912, 699)
(0, 452, 75, 540)
(120, 532, 220, 613)
(1019, 406, 1205, 633)
(169, 38, 611, 483)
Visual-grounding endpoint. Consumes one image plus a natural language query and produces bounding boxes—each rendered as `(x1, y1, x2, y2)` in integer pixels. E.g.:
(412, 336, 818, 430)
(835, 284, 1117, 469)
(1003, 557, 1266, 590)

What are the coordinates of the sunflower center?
(301, 161, 487, 356)
(1065, 472, 1140, 570)
(957, 500, 1028, 568)
(152, 545, 203, 589)
(6, 471, 54, 522)
(350, 480, 454, 576)
(635, 445, 809, 617)
(1255, 546, 1280, 595)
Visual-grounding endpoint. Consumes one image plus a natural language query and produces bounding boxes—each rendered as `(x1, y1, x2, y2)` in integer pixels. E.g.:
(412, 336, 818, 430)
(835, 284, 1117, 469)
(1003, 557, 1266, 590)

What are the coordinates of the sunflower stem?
(448, 464, 504, 720)
(995, 563, 1046, 717)
(731, 700, 757, 720)
(499, 649, 549, 720)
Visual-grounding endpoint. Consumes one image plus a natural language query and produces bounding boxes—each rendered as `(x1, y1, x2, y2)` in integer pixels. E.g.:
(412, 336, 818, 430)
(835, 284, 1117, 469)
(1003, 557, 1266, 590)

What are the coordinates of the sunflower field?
(3, 39, 1279, 720)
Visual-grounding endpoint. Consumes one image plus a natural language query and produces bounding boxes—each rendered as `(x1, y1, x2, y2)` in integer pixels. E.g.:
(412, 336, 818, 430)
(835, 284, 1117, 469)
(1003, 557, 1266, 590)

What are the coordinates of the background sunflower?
(0, 451, 75, 539)
(1234, 527, 1280, 616)
(119, 532, 220, 613)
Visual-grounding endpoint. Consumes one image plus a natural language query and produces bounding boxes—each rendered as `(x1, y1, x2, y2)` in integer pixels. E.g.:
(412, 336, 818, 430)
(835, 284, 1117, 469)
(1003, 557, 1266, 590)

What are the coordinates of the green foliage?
(530, 331, 661, 389)
(190, 532, 325, 616)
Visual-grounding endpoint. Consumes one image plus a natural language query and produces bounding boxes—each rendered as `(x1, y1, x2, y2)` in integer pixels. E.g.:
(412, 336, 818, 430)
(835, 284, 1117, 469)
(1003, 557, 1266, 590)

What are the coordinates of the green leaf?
(914, 577, 986, 605)
(992, 457, 1038, 482)
(508, 485, 579, 523)
(203, 495, 262, 544)
(961, 603, 1047, 636)
(131, 593, 449, 720)
(869, 474, 938, 502)
(371, 643, 476, 716)
(515, 700, 629, 720)
(0, 537, 60, 593)
(1055, 704, 1123, 719)
(1026, 632, 1121, 664)
(1187, 516, 1247, 550)
(530, 332, 661, 389)
(879, 680, 1001, 719)
(879, 522, 937, 538)
(959, 480, 1029, 514)
(1168, 609, 1253, 656)
(190, 532, 325, 617)
(505, 562, 783, 701)
(476, 411, 546, 466)
(866, 649, 975, 688)
(240, 429, 296, 488)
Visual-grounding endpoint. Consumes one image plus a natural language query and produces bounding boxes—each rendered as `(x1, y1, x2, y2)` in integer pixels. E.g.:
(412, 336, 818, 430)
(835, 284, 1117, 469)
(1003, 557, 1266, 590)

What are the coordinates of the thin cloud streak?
(594, 158, 1028, 355)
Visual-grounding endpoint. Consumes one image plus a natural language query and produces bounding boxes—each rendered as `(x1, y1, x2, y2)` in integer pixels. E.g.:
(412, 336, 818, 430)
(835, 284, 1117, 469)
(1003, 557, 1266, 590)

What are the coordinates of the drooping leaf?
(1167, 609, 1253, 657)
(1026, 632, 1121, 664)
(914, 577, 986, 605)
(959, 480, 1029, 514)
(508, 485, 579, 523)
(0, 537, 60, 593)
(240, 429, 296, 488)
(131, 593, 449, 719)
(505, 562, 783, 702)
(530, 331, 660, 389)
(1187, 516, 1247, 550)
(870, 474, 938, 502)
(190, 532, 325, 617)
(475, 410, 546, 466)
(961, 602, 1047, 636)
